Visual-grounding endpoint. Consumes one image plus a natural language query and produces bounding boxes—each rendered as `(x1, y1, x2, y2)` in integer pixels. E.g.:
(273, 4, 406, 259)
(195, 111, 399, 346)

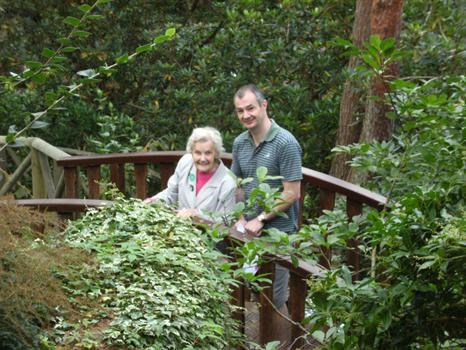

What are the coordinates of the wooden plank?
(64, 167, 77, 198)
(31, 148, 47, 198)
(289, 272, 307, 349)
(232, 282, 245, 346)
(38, 152, 56, 198)
(110, 163, 125, 193)
(0, 153, 32, 196)
(87, 166, 101, 199)
(54, 170, 64, 198)
(259, 261, 275, 345)
(346, 198, 363, 280)
(134, 163, 148, 199)
(8, 198, 112, 213)
(159, 163, 175, 188)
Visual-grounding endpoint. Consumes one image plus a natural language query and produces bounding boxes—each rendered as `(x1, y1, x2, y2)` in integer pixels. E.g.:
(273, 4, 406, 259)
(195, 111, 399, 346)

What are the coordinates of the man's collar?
(246, 119, 279, 145)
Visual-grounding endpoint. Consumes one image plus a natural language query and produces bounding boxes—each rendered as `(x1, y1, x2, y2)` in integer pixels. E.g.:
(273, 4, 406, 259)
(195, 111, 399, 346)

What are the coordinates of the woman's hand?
(143, 196, 156, 204)
(176, 208, 199, 218)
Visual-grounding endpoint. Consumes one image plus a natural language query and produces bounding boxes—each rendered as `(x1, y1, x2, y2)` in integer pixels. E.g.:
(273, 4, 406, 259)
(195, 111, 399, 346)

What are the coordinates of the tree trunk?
(331, 0, 404, 184)
(330, 0, 372, 180)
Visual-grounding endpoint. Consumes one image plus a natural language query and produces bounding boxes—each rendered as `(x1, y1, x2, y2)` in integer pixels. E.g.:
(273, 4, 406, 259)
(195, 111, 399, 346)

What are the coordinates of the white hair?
(186, 127, 224, 156)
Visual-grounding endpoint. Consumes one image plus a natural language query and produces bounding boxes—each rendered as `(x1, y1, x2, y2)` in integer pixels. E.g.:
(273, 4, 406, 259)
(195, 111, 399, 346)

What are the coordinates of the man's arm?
(244, 180, 301, 236)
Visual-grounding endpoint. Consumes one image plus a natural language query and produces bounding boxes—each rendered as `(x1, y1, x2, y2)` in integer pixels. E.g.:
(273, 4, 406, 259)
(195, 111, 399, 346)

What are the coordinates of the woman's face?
(192, 140, 218, 173)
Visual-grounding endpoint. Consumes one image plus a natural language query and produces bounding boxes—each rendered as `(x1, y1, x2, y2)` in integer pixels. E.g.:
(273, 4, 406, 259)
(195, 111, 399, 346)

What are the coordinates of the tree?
(330, 0, 404, 183)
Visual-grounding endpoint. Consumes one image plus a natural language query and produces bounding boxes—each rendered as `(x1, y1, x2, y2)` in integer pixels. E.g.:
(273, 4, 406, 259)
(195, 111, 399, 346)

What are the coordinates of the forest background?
(1, 0, 462, 172)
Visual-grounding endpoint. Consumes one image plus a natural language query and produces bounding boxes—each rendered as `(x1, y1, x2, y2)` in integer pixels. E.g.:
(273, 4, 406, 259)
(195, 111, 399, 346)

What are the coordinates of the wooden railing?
(52, 151, 386, 348)
(0, 136, 95, 199)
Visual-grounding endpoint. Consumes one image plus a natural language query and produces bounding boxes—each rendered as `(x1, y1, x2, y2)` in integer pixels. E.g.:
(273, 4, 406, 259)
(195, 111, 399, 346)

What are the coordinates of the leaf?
(153, 34, 169, 44)
(31, 111, 47, 119)
(312, 330, 325, 343)
(256, 166, 268, 182)
(96, 0, 112, 3)
(31, 121, 50, 129)
(6, 133, 16, 144)
(419, 259, 436, 270)
(265, 341, 280, 350)
(77, 69, 96, 77)
(87, 14, 105, 20)
(78, 4, 92, 12)
(57, 37, 73, 46)
(51, 56, 68, 63)
(72, 30, 92, 38)
(64, 16, 81, 27)
(165, 27, 176, 37)
(116, 54, 129, 64)
(62, 46, 79, 53)
(41, 48, 56, 58)
(24, 61, 43, 70)
(369, 34, 382, 49)
(136, 44, 153, 54)
(32, 73, 47, 84)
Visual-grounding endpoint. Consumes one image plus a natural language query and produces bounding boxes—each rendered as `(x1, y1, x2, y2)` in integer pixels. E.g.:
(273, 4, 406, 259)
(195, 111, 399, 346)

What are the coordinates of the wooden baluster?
(38, 152, 55, 198)
(64, 167, 77, 198)
(87, 166, 101, 199)
(346, 198, 363, 280)
(259, 261, 275, 345)
(134, 163, 148, 199)
(232, 282, 245, 348)
(318, 189, 336, 269)
(298, 181, 306, 228)
(289, 272, 308, 349)
(110, 163, 125, 194)
(160, 163, 175, 189)
(31, 148, 47, 198)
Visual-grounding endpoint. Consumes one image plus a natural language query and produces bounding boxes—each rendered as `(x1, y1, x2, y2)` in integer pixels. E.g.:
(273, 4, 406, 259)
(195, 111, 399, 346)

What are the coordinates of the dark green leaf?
(64, 16, 81, 27)
(41, 48, 56, 58)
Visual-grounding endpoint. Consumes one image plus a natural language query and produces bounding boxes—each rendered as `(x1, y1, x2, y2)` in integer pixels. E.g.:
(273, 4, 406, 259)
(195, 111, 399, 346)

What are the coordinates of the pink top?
(196, 169, 215, 195)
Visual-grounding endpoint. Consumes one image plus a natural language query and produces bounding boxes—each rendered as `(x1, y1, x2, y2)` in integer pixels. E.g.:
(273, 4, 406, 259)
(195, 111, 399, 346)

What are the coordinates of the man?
(231, 84, 302, 343)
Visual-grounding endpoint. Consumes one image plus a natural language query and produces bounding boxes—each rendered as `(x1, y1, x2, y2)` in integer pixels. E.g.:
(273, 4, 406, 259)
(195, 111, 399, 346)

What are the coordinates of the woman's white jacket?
(152, 154, 237, 222)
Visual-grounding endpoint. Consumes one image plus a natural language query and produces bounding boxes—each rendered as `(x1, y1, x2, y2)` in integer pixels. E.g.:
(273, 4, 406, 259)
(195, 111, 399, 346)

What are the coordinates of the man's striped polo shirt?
(231, 120, 302, 233)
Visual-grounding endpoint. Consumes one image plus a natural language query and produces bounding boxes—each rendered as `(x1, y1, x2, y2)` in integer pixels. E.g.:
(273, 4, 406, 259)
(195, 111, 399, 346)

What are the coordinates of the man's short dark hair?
(234, 84, 266, 105)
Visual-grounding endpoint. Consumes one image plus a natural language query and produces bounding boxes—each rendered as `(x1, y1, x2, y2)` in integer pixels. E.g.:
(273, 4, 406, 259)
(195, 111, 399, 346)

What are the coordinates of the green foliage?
(302, 75, 465, 348)
(49, 198, 241, 349)
(1, 0, 353, 170)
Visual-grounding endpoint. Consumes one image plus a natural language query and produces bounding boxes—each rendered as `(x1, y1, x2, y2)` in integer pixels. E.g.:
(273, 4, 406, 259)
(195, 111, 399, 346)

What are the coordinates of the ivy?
(49, 198, 241, 349)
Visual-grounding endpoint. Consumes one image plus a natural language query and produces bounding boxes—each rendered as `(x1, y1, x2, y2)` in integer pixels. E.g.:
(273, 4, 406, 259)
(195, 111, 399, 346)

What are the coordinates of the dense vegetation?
(1, 0, 464, 349)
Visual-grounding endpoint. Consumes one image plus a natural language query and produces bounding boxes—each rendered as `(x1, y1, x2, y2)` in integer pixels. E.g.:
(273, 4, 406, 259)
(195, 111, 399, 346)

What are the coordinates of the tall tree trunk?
(331, 0, 404, 184)
(330, 0, 372, 180)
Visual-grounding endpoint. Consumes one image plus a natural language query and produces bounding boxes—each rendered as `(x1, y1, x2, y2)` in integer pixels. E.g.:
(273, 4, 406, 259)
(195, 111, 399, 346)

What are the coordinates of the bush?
(49, 198, 240, 349)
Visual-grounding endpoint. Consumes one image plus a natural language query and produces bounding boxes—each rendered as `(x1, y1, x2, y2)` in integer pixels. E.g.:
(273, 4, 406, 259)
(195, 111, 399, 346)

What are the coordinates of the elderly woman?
(144, 127, 236, 223)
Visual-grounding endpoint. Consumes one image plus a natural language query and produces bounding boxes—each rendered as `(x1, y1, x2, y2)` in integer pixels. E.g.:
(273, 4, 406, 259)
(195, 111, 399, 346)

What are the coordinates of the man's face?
(192, 140, 218, 173)
(234, 90, 267, 131)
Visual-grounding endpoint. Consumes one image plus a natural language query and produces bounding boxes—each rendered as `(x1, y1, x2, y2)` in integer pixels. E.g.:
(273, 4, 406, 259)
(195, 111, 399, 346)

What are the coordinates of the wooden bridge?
(0, 137, 387, 348)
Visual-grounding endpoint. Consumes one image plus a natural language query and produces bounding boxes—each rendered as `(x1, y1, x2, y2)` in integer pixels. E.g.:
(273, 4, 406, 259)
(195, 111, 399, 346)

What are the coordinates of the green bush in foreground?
(50, 198, 240, 349)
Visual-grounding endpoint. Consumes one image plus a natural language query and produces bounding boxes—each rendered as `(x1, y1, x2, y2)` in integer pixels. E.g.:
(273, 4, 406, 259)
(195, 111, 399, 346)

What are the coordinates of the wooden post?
(110, 163, 125, 193)
(87, 166, 101, 199)
(259, 261, 275, 345)
(134, 164, 148, 199)
(289, 272, 308, 349)
(0, 153, 32, 196)
(31, 148, 47, 198)
(38, 152, 56, 198)
(159, 163, 175, 188)
(64, 167, 77, 198)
